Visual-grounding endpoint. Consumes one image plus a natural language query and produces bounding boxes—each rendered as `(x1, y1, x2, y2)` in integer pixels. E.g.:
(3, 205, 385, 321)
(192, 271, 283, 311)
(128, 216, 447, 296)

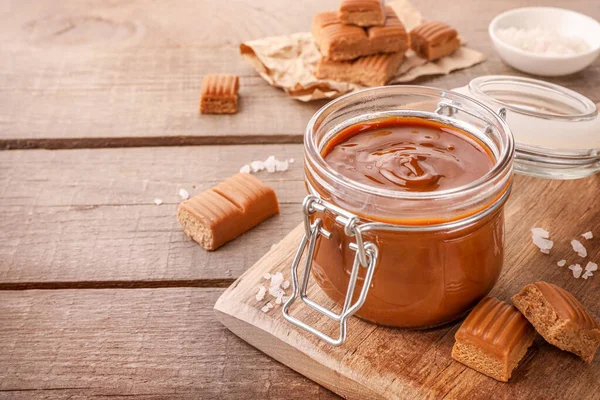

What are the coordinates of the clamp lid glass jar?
(283, 86, 515, 346)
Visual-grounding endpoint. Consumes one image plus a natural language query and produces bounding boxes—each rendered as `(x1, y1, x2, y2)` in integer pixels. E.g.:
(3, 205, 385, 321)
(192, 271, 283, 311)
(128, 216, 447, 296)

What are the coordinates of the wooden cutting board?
(214, 175, 600, 400)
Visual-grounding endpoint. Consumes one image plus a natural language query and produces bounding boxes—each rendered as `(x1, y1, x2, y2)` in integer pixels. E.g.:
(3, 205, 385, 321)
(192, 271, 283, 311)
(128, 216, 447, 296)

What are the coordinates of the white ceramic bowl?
(489, 7, 600, 76)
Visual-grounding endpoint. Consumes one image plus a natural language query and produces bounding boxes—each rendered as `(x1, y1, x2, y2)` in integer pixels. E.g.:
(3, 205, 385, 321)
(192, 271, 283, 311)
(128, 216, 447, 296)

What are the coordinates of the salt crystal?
(239, 164, 251, 174)
(255, 286, 266, 301)
(568, 264, 583, 278)
(585, 261, 598, 272)
(250, 160, 265, 172)
(531, 227, 550, 239)
(570, 239, 587, 258)
(178, 188, 190, 200)
(263, 272, 272, 280)
(532, 236, 553, 253)
(261, 302, 274, 313)
(270, 243, 278, 251)
(582, 231, 593, 240)
(288, 158, 295, 164)
(154, 198, 163, 205)
(282, 280, 290, 289)
(269, 286, 285, 298)
(275, 159, 289, 172)
(270, 272, 284, 289)
(275, 292, 284, 304)
(557, 259, 566, 267)
(582, 271, 592, 280)
(265, 156, 277, 173)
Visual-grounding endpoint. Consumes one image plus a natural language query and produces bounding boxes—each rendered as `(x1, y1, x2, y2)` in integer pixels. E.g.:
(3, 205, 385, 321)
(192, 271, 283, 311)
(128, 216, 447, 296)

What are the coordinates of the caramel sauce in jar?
(309, 116, 508, 328)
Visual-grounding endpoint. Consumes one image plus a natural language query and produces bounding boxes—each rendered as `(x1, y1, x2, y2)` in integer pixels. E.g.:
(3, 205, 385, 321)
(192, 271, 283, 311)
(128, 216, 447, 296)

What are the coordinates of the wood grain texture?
(0, 145, 305, 287)
(215, 176, 600, 399)
(0, 0, 598, 148)
(0, 288, 338, 399)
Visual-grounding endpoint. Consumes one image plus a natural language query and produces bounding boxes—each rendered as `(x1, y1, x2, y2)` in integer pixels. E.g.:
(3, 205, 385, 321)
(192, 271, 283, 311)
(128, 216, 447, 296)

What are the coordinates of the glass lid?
(457, 75, 600, 180)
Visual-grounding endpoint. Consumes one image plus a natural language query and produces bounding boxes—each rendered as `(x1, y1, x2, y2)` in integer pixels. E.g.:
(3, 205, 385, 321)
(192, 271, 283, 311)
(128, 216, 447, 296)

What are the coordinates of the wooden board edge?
(213, 306, 384, 400)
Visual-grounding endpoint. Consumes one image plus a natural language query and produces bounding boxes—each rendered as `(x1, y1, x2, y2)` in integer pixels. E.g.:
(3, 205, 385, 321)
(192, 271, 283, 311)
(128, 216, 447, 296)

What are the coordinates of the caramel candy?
(177, 173, 279, 250)
(312, 7, 408, 61)
(315, 51, 404, 87)
(452, 297, 535, 382)
(512, 281, 600, 363)
(200, 74, 239, 114)
(409, 21, 460, 61)
(338, 0, 385, 27)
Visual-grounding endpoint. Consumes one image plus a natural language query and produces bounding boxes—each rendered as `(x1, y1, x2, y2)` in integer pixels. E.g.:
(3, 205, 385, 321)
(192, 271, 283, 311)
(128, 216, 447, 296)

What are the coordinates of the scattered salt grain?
(288, 158, 295, 164)
(154, 198, 163, 206)
(496, 27, 590, 55)
(531, 227, 553, 253)
(263, 272, 272, 280)
(178, 188, 190, 200)
(270, 272, 284, 289)
(571, 239, 587, 258)
(275, 292, 285, 304)
(270, 243, 278, 251)
(261, 302, 274, 313)
(250, 160, 265, 172)
(255, 286, 266, 302)
(582, 271, 593, 280)
(557, 259, 566, 267)
(582, 231, 593, 240)
(282, 280, 290, 290)
(531, 227, 550, 239)
(243, 156, 290, 174)
(568, 264, 583, 278)
(585, 261, 598, 272)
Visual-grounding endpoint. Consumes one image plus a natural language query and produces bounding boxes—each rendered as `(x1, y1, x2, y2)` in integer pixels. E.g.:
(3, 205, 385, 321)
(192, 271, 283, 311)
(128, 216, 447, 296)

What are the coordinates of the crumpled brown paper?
(240, 0, 486, 101)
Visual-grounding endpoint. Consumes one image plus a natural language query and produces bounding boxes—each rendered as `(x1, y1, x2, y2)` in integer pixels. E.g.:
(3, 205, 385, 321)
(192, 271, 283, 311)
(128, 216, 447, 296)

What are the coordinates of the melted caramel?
(323, 117, 494, 192)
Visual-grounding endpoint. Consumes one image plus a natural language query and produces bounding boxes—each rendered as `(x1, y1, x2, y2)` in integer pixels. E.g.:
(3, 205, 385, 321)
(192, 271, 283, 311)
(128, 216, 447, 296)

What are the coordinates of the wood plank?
(0, 145, 306, 287)
(1, 0, 598, 148)
(214, 176, 600, 399)
(0, 288, 338, 399)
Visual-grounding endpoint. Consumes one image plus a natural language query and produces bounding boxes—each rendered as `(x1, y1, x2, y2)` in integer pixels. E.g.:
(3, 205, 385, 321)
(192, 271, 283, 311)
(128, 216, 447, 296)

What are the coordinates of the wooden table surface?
(0, 0, 598, 398)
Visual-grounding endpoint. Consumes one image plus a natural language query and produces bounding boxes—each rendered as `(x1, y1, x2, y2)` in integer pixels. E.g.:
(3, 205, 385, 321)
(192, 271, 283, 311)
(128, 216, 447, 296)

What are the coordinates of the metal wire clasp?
(282, 195, 379, 346)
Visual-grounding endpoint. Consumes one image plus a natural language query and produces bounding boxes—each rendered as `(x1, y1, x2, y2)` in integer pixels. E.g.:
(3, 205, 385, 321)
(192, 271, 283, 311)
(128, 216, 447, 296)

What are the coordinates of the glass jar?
(453, 75, 600, 180)
(283, 86, 514, 346)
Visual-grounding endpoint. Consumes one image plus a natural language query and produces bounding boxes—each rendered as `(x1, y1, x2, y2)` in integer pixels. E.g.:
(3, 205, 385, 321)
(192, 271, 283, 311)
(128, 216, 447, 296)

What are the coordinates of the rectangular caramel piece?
(177, 173, 279, 250)
(410, 21, 460, 61)
(452, 297, 535, 382)
(312, 7, 408, 61)
(338, 0, 385, 27)
(200, 74, 239, 114)
(512, 281, 600, 363)
(315, 51, 404, 87)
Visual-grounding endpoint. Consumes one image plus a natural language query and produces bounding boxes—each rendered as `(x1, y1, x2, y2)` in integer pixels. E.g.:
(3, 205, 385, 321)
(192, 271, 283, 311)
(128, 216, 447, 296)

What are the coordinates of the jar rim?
(305, 86, 515, 201)
(468, 75, 598, 121)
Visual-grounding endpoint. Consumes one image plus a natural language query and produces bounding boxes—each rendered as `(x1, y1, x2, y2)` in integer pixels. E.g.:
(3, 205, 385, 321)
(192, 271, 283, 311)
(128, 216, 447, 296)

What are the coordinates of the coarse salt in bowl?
(489, 7, 600, 76)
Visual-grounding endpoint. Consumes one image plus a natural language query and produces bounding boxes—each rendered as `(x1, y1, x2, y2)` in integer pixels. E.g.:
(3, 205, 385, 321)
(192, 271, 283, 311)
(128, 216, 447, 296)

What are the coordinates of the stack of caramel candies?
(312, 0, 461, 87)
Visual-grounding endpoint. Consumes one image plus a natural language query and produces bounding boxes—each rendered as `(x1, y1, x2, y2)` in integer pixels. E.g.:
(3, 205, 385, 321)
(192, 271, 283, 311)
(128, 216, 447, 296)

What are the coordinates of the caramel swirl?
(322, 117, 494, 192)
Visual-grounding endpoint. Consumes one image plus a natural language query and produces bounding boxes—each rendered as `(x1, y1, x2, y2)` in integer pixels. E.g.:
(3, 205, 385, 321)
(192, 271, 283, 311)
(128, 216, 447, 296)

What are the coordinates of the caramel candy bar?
(410, 21, 460, 61)
(200, 74, 239, 114)
(512, 281, 600, 363)
(338, 0, 385, 27)
(315, 51, 404, 87)
(177, 173, 279, 250)
(312, 7, 408, 61)
(452, 297, 535, 382)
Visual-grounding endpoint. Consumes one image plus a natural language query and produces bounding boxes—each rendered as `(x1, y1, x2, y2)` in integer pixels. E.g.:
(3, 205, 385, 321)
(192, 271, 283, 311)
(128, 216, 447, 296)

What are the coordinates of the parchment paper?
(239, 0, 486, 101)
